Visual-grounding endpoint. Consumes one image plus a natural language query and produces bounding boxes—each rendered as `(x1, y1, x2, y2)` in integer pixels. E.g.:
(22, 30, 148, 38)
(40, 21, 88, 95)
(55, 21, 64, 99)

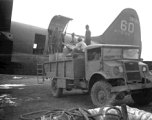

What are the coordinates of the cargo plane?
(0, 2, 143, 75)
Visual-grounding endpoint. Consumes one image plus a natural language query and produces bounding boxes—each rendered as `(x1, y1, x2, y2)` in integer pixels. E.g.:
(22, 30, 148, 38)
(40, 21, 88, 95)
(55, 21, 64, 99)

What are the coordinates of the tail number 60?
(121, 20, 134, 33)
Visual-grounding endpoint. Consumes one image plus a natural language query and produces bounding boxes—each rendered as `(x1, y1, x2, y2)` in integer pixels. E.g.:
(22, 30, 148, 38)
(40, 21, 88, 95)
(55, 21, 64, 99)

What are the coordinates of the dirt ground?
(0, 75, 152, 120)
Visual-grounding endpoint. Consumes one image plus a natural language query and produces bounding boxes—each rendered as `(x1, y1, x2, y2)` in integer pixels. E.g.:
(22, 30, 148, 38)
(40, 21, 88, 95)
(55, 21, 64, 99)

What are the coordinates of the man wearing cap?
(63, 37, 86, 56)
(73, 37, 87, 53)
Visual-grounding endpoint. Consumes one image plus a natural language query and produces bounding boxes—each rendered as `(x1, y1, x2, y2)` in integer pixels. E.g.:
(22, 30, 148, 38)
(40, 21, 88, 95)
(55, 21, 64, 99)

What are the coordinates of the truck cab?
(85, 44, 152, 106)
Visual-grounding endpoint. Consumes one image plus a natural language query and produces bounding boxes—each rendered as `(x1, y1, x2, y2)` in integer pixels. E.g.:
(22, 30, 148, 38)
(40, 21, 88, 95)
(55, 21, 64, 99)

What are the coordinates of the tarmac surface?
(0, 75, 152, 120)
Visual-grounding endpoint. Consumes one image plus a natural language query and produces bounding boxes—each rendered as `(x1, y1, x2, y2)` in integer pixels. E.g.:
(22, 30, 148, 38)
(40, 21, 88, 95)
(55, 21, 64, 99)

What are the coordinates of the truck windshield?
(103, 48, 121, 60)
(123, 48, 139, 59)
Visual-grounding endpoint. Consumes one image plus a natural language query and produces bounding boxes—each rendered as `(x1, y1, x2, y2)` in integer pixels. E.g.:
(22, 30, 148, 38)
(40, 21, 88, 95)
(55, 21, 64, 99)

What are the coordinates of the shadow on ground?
(0, 75, 152, 120)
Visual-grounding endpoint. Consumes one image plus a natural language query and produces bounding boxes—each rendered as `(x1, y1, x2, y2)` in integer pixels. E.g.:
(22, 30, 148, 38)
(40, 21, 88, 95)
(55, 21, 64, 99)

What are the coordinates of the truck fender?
(88, 71, 109, 91)
(90, 71, 109, 80)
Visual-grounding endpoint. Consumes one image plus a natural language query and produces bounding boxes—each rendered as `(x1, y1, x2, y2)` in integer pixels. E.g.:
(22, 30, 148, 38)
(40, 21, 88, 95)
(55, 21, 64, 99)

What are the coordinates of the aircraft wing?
(0, 0, 13, 32)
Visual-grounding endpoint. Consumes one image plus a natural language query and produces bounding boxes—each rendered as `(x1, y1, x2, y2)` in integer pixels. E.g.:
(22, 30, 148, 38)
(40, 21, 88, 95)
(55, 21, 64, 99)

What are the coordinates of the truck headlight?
(113, 67, 120, 76)
(142, 66, 147, 72)
(119, 66, 123, 72)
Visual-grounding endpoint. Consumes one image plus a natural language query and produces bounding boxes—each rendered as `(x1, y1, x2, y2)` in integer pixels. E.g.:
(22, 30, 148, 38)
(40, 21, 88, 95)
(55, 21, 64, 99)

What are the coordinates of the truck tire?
(51, 79, 63, 97)
(131, 89, 152, 105)
(91, 81, 112, 107)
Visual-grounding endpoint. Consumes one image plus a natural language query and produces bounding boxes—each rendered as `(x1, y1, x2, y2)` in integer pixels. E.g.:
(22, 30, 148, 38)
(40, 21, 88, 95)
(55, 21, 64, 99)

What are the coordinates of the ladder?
(36, 55, 44, 84)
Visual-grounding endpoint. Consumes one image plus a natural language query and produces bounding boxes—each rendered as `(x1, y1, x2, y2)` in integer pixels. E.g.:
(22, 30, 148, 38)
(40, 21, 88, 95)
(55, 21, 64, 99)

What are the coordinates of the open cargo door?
(45, 15, 73, 54)
(48, 15, 73, 33)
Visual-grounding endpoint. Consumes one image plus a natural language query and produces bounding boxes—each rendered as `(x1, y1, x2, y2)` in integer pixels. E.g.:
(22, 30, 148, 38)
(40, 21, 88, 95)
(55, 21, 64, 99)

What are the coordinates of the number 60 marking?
(121, 20, 134, 33)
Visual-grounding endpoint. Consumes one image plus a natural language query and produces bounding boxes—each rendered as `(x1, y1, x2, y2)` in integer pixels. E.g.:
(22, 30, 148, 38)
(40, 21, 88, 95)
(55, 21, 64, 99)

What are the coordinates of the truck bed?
(44, 53, 85, 79)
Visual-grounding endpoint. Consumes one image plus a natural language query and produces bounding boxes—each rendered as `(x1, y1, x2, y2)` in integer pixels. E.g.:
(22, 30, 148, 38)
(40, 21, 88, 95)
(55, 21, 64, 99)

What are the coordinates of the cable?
(20, 110, 50, 120)
(20, 106, 123, 120)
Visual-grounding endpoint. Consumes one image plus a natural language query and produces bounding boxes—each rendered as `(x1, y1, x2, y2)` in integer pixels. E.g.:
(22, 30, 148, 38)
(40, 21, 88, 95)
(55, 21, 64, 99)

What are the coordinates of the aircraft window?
(33, 44, 37, 49)
(87, 47, 101, 61)
(33, 34, 46, 55)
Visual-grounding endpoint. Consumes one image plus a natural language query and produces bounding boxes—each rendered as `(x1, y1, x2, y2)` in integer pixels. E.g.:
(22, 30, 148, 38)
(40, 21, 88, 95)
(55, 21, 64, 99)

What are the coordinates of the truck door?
(86, 47, 102, 80)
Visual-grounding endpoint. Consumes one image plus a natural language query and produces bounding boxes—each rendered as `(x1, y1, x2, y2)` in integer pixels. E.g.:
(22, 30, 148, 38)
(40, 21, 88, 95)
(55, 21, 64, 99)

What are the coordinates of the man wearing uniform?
(70, 33, 77, 45)
(73, 37, 87, 53)
(84, 25, 91, 45)
(51, 27, 59, 53)
(63, 37, 86, 56)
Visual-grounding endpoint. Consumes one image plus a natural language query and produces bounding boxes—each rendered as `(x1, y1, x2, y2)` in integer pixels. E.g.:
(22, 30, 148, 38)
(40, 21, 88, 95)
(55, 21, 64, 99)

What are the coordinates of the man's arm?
(89, 30, 91, 38)
(75, 42, 81, 50)
(62, 42, 75, 50)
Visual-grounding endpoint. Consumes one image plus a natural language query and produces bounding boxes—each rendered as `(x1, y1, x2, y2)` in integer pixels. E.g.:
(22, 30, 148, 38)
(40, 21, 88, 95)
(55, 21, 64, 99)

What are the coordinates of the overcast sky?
(12, 0, 152, 60)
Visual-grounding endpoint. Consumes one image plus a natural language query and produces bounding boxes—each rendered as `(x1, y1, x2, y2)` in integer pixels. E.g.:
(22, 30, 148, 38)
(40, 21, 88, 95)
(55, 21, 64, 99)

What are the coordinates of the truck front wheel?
(131, 89, 152, 105)
(91, 81, 112, 107)
(51, 79, 63, 97)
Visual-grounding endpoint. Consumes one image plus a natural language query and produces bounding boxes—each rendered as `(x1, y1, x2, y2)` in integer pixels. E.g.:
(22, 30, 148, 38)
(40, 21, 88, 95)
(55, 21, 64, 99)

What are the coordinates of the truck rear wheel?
(131, 89, 152, 105)
(51, 79, 63, 97)
(91, 81, 112, 107)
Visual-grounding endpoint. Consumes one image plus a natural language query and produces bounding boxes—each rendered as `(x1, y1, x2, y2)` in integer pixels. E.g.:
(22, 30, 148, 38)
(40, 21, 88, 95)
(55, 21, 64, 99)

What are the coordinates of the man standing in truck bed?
(84, 25, 91, 45)
(73, 37, 87, 53)
(64, 37, 87, 56)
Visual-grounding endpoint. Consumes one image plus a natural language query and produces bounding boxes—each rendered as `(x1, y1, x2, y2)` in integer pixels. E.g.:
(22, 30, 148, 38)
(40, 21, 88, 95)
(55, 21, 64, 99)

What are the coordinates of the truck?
(43, 8, 152, 107)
